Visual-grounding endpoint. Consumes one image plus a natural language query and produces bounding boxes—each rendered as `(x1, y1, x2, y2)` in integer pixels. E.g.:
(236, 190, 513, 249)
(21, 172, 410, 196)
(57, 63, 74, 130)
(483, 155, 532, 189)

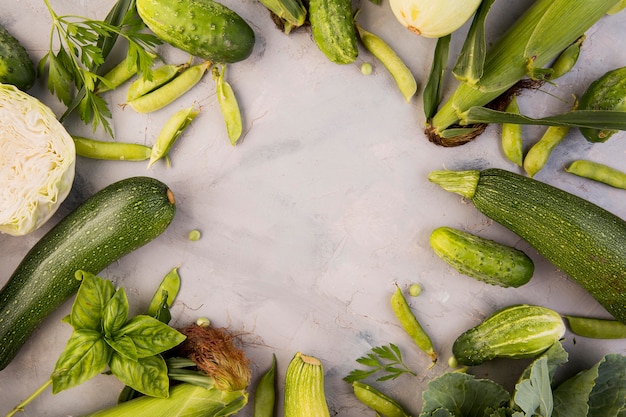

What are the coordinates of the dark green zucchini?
(0, 23, 36, 91)
(0, 176, 176, 370)
(429, 168, 626, 323)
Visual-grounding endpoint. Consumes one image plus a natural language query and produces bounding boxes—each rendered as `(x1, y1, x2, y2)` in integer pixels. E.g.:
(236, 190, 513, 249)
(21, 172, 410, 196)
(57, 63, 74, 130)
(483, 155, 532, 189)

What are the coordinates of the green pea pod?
(148, 105, 200, 168)
(501, 95, 523, 166)
(253, 354, 277, 417)
(73, 136, 152, 161)
(146, 267, 182, 319)
(214, 65, 243, 145)
(565, 159, 626, 189)
(390, 285, 437, 364)
(564, 315, 626, 339)
(128, 61, 210, 114)
(550, 35, 585, 80)
(96, 54, 142, 94)
(127, 62, 188, 102)
(355, 23, 417, 103)
(351, 381, 410, 417)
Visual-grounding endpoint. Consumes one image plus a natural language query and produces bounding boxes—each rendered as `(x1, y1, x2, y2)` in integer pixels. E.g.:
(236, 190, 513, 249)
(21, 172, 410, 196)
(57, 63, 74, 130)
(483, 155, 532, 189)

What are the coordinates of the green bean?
(148, 105, 200, 168)
(564, 315, 626, 339)
(146, 267, 181, 318)
(565, 159, 626, 189)
(355, 23, 417, 103)
(253, 354, 277, 417)
(127, 62, 188, 102)
(550, 35, 585, 80)
(390, 285, 437, 364)
(214, 65, 243, 145)
(501, 95, 523, 166)
(72, 136, 152, 161)
(128, 61, 211, 114)
(351, 381, 410, 417)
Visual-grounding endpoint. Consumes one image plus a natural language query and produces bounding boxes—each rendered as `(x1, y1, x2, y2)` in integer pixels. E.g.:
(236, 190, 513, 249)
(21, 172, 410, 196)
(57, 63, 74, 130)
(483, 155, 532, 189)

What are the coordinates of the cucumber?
(429, 168, 626, 323)
(0, 176, 176, 370)
(0, 23, 36, 91)
(452, 304, 565, 366)
(578, 66, 626, 143)
(136, 0, 255, 64)
(308, 0, 358, 64)
(429, 226, 534, 288)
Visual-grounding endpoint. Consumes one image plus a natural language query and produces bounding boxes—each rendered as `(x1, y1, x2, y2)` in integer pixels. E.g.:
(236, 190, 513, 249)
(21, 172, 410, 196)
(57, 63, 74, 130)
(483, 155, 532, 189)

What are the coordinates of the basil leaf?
(119, 315, 186, 358)
(70, 271, 115, 331)
(106, 334, 138, 361)
(109, 352, 170, 398)
(103, 287, 129, 337)
(51, 329, 111, 393)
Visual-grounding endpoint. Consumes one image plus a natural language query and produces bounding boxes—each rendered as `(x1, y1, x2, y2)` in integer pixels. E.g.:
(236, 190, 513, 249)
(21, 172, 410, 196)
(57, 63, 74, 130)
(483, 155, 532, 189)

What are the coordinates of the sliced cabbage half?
(0, 83, 75, 236)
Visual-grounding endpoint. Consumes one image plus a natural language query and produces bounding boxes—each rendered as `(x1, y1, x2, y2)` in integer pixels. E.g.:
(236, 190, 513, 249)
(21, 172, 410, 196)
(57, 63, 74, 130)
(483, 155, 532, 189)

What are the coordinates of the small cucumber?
(136, 0, 255, 64)
(0, 24, 36, 91)
(0, 176, 176, 370)
(578, 66, 626, 142)
(430, 226, 534, 288)
(308, 0, 358, 64)
(452, 304, 565, 366)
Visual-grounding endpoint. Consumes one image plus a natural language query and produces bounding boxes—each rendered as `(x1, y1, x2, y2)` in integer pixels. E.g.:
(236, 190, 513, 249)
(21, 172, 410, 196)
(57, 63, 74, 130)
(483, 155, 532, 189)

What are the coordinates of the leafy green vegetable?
(344, 343, 416, 383)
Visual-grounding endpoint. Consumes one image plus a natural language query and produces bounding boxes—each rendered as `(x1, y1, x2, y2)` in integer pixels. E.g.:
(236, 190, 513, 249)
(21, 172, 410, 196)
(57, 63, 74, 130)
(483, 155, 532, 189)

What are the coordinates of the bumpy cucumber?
(578, 66, 626, 142)
(0, 24, 35, 91)
(0, 176, 176, 370)
(308, 0, 358, 64)
(452, 304, 565, 366)
(429, 168, 626, 324)
(136, 0, 255, 63)
(430, 226, 534, 288)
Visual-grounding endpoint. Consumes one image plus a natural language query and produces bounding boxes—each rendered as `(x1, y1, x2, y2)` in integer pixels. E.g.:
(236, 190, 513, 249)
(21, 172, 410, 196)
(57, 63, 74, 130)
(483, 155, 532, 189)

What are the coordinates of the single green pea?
(146, 267, 181, 318)
(564, 315, 626, 339)
(253, 354, 277, 417)
(128, 61, 211, 114)
(355, 23, 417, 103)
(188, 230, 201, 241)
(501, 95, 523, 166)
(360, 62, 373, 75)
(148, 105, 200, 169)
(390, 285, 437, 364)
(352, 381, 410, 417)
(213, 65, 243, 146)
(565, 159, 626, 190)
(550, 35, 585, 80)
(72, 136, 152, 161)
(127, 62, 188, 102)
(409, 283, 422, 297)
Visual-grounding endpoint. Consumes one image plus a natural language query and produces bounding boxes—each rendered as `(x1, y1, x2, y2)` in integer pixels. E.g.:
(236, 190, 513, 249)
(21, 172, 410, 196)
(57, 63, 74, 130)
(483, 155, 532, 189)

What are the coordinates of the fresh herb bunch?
(344, 343, 416, 383)
(41, 0, 160, 135)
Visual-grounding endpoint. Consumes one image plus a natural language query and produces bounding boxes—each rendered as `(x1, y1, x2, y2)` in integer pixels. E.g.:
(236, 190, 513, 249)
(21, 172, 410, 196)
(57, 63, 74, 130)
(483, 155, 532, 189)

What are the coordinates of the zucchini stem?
(427, 170, 480, 199)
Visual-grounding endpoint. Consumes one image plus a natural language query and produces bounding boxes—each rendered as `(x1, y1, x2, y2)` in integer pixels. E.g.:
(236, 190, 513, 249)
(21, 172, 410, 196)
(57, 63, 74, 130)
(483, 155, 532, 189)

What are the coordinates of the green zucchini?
(578, 66, 626, 142)
(429, 226, 534, 288)
(308, 0, 358, 64)
(452, 304, 565, 366)
(0, 23, 36, 91)
(136, 0, 255, 64)
(0, 176, 176, 370)
(428, 168, 626, 323)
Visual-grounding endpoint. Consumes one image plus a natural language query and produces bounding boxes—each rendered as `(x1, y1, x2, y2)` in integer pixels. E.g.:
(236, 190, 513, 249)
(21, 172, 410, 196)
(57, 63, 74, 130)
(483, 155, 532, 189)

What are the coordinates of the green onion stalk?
(425, 0, 622, 147)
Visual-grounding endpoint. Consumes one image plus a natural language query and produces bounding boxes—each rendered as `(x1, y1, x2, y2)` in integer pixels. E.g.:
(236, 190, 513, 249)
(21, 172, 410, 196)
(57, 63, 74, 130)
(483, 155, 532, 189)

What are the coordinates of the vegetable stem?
(5, 379, 52, 417)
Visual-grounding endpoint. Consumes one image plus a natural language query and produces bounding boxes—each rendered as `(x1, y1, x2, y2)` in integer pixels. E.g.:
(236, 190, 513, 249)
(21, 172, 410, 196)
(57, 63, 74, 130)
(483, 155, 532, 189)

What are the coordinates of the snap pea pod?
(148, 105, 200, 168)
(565, 159, 626, 189)
(355, 23, 417, 103)
(73, 136, 152, 161)
(214, 65, 243, 145)
(127, 62, 188, 102)
(550, 35, 585, 80)
(96, 54, 140, 94)
(390, 285, 437, 364)
(564, 315, 626, 339)
(351, 381, 410, 417)
(501, 95, 523, 166)
(146, 266, 181, 318)
(253, 354, 277, 417)
(128, 61, 211, 114)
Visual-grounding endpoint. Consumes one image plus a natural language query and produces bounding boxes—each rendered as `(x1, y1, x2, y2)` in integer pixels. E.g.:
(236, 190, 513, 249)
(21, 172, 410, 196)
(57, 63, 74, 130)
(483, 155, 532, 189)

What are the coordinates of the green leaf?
(517, 341, 568, 384)
(51, 329, 111, 393)
(109, 352, 170, 398)
(513, 357, 553, 417)
(552, 361, 599, 417)
(103, 287, 130, 337)
(587, 354, 626, 417)
(119, 315, 186, 358)
(106, 334, 138, 361)
(356, 354, 381, 368)
(419, 372, 510, 417)
(423, 34, 451, 121)
(70, 271, 115, 331)
(47, 52, 74, 105)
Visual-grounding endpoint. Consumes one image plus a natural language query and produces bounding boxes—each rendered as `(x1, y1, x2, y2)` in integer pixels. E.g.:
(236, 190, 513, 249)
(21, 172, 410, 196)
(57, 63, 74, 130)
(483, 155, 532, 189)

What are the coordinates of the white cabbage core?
(0, 83, 76, 236)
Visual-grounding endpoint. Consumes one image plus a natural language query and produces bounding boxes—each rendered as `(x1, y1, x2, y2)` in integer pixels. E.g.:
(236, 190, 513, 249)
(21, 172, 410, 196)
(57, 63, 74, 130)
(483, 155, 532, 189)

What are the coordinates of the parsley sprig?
(41, 0, 160, 135)
(344, 343, 417, 383)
